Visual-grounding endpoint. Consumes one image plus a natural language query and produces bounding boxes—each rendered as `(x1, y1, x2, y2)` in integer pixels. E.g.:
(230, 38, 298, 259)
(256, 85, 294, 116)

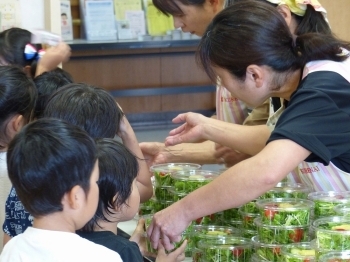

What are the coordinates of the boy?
(0, 119, 122, 261)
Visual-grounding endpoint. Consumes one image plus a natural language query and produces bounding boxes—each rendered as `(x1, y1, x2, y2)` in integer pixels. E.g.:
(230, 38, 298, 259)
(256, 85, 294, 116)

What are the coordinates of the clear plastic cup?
(334, 203, 350, 217)
(168, 187, 187, 202)
(150, 163, 201, 187)
(259, 182, 311, 199)
(239, 207, 260, 231)
(239, 200, 259, 214)
(308, 191, 350, 219)
(255, 217, 310, 244)
(251, 236, 284, 261)
(250, 253, 273, 261)
(154, 185, 173, 201)
(191, 225, 241, 248)
(312, 216, 350, 251)
(319, 250, 350, 262)
(153, 199, 173, 212)
(281, 242, 316, 261)
(171, 170, 219, 193)
(197, 236, 253, 262)
(138, 197, 155, 216)
(255, 198, 314, 226)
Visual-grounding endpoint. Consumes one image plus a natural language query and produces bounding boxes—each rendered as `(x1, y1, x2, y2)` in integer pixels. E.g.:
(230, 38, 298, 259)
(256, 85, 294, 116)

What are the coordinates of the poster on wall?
(0, 0, 21, 31)
(60, 0, 73, 41)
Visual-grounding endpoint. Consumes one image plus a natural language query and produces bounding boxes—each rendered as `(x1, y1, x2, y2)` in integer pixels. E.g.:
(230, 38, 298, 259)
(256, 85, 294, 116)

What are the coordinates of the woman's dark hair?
(153, 0, 205, 16)
(0, 28, 40, 77)
(7, 118, 97, 217)
(80, 138, 139, 231)
(43, 83, 124, 139)
(33, 68, 73, 119)
(0, 66, 37, 149)
(197, 1, 350, 83)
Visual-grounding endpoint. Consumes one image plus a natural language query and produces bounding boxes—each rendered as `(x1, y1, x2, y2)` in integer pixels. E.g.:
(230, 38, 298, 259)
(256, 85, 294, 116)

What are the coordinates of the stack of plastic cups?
(280, 242, 316, 261)
(238, 201, 260, 239)
(312, 216, 350, 260)
(149, 163, 201, 212)
(253, 198, 314, 261)
(197, 236, 253, 262)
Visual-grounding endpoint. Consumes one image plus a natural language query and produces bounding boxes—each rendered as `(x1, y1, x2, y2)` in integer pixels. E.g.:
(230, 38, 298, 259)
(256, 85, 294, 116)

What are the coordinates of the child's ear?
(64, 185, 85, 210)
(23, 65, 32, 78)
(5, 114, 24, 141)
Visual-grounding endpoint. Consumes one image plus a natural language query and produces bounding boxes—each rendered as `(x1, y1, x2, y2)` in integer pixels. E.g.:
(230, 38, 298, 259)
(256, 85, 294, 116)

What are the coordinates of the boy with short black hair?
(0, 119, 122, 262)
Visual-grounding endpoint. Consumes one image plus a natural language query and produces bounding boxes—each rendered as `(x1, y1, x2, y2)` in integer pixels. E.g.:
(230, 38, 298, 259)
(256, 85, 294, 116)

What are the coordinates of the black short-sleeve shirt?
(268, 70, 350, 172)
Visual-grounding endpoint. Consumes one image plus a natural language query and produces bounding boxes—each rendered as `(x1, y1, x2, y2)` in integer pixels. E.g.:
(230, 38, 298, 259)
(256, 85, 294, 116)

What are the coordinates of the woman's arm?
(165, 112, 271, 156)
(147, 139, 311, 250)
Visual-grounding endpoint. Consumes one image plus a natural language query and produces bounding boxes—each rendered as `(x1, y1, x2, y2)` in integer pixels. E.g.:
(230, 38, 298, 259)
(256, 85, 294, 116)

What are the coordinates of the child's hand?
(129, 218, 145, 245)
(117, 115, 133, 139)
(36, 42, 71, 76)
(155, 240, 187, 262)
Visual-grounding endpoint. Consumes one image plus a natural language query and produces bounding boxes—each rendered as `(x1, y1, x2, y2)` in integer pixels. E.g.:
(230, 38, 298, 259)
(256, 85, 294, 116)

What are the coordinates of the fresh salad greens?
(154, 186, 173, 201)
(150, 163, 201, 186)
(168, 188, 187, 202)
(222, 208, 241, 221)
(256, 199, 313, 226)
(172, 170, 219, 193)
(192, 225, 240, 248)
(193, 212, 223, 226)
(255, 245, 285, 262)
(256, 218, 309, 244)
(153, 200, 173, 212)
(281, 243, 316, 262)
(334, 204, 350, 217)
(315, 221, 350, 250)
(242, 229, 257, 239)
(138, 198, 155, 216)
(259, 183, 310, 200)
(198, 237, 253, 262)
(239, 209, 259, 230)
(308, 192, 350, 219)
(173, 233, 194, 257)
(240, 201, 259, 214)
(318, 251, 350, 262)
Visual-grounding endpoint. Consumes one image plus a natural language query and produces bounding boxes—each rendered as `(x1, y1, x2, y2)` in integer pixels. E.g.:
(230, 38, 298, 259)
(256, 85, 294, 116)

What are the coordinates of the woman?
(147, 0, 350, 250)
(141, 0, 331, 167)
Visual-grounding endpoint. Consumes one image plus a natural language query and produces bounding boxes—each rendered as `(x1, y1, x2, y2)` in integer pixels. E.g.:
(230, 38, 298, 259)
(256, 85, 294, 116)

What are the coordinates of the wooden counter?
(63, 39, 215, 126)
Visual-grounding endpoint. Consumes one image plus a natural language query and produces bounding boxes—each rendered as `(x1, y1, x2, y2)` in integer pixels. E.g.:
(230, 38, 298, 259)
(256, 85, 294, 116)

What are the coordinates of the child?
(0, 66, 37, 251)
(33, 68, 73, 118)
(3, 83, 153, 243)
(0, 27, 71, 78)
(77, 138, 186, 262)
(0, 119, 122, 261)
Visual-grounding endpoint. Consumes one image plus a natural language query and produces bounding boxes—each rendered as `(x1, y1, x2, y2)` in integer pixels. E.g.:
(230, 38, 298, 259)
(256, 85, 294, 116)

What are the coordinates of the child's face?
(119, 179, 140, 221)
(81, 161, 100, 226)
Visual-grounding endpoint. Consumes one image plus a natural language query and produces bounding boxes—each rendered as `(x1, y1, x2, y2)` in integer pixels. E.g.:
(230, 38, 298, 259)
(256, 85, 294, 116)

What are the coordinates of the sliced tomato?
(195, 217, 203, 224)
(244, 216, 253, 221)
(289, 228, 303, 242)
(209, 214, 215, 221)
(272, 247, 281, 254)
(264, 209, 277, 219)
(159, 172, 167, 177)
(232, 249, 243, 257)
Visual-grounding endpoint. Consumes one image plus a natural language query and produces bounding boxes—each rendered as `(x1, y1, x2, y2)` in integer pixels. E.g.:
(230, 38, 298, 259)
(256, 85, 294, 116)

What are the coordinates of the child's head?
(43, 83, 123, 139)
(0, 28, 40, 77)
(0, 65, 37, 150)
(7, 118, 99, 229)
(81, 138, 139, 231)
(33, 68, 73, 119)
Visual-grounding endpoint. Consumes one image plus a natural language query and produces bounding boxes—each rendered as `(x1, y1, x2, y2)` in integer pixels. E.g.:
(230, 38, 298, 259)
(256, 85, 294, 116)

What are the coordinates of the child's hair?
(0, 66, 37, 150)
(80, 138, 139, 231)
(6, 118, 97, 217)
(0, 28, 40, 77)
(33, 68, 73, 118)
(43, 83, 124, 138)
(153, 0, 205, 16)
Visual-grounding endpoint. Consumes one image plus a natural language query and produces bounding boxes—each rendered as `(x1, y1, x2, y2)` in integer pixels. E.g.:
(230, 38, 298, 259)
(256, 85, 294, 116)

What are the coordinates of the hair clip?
(24, 43, 45, 61)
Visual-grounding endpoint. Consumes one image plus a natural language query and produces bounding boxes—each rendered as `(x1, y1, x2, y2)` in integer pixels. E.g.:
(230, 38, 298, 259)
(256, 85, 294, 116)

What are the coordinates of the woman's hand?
(165, 112, 210, 146)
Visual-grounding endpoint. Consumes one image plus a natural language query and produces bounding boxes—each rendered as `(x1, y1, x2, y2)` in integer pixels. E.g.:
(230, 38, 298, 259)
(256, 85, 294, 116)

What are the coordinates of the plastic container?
(251, 236, 284, 261)
(255, 198, 314, 226)
(241, 229, 257, 240)
(281, 242, 316, 262)
(259, 182, 311, 199)
(255, 217, 310, 244)
(193, 212, 223, 226)
(192, 248, 203, 262)
(239, 207, 260, 231)
(138, 197, 155, 216)
(319, 250, 350, 262)
(143, 214, 154, 230)
(197, 236, 253, 262)
(154, 185, 173, 201)
(308, 191, 350, 219)
(191, 225, 241, 248)
(153, 199, 173, 212)
(168, 187, 187, 202)
(150, 163, 201, 186)
(171, 170, 219, 193)
(312, 216, 350, 251)
(334, 203, 350, 217)
(250, 253, 272, 261)
(239, 200, 259, 214)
